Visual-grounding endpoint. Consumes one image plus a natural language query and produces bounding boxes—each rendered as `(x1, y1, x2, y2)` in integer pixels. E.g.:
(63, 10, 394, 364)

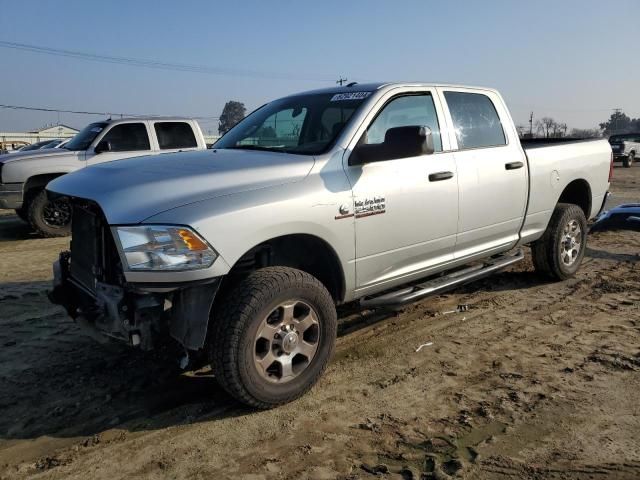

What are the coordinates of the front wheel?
(27, 190, 72, 237)
(623, 151, 635, 168)
(14, 207, 28, 222)
(531, 203, 587, 280)
(209, 267, 337, 409)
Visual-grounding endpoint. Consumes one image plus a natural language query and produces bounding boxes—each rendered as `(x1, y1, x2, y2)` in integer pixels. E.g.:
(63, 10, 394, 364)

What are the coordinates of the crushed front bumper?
(49, 251, 221, 351)
(0, 182, 24, 209)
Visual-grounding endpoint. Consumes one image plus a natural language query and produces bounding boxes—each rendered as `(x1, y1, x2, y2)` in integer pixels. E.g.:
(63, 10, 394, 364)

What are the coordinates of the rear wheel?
(623, 151, 634, 168)
(209, 267, 337, 409)
(27, 189, 71, 237)
(532, 203, 587, 280)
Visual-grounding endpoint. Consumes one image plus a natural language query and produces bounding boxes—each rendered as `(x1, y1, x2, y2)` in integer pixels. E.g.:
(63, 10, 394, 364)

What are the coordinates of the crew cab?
(47, 83, 612, 408)
(608, 133, 639, 168)
(0, 117, 206, 236)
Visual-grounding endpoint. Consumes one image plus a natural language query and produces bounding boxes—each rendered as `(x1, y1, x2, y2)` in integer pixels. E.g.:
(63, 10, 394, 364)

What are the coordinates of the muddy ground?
(0, 166, 638, 480)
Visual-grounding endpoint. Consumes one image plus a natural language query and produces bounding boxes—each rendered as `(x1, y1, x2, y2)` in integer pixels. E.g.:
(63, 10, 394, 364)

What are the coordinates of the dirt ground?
(0, 166, 638, 480)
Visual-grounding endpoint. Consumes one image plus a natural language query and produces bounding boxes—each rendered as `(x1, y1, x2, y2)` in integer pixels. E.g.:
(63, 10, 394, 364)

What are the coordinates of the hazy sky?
(1, 0, 638, 134)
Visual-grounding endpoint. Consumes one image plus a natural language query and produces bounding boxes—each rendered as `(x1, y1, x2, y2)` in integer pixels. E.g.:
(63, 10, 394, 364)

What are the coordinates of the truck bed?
(517, 137, 611, 244)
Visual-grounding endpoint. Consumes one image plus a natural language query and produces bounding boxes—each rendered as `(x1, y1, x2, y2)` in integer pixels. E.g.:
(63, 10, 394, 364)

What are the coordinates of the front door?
(86, 122, 154, 166)
(344, 90, 459, 294)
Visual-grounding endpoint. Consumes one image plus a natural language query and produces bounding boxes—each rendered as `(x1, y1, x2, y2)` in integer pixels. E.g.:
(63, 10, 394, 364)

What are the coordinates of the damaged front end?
(48, 201, 220, 352)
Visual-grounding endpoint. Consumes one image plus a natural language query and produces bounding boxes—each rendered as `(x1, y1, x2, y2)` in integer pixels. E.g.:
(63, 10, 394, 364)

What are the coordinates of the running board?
(360, 249, 524, 308)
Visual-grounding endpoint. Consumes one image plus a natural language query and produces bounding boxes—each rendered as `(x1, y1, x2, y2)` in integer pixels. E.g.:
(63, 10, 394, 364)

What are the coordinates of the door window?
(444, 92, 506, 149)
(154, 122, 198, 149)
(101, 123, 150, 151)
(364, 94, 442, 152)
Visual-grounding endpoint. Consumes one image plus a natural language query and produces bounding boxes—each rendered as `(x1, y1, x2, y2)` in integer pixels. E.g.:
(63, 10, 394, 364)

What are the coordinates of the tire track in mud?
(330, 238, 640, 480)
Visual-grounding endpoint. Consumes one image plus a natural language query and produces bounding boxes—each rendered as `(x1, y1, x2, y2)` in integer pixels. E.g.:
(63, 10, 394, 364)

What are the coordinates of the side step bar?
(360, 249, 524, 308)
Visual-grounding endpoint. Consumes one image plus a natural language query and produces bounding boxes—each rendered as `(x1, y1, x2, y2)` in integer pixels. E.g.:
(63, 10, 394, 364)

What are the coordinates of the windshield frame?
(64, 122, 109, 151)
(213, 92, 372, 156)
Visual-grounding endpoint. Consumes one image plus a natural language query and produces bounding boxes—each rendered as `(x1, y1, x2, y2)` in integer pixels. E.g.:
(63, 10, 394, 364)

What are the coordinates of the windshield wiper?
(226, 145, 286, 152)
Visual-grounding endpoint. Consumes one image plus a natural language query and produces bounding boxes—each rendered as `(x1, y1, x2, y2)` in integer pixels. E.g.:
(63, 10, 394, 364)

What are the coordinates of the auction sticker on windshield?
(330, 92, 371, 101)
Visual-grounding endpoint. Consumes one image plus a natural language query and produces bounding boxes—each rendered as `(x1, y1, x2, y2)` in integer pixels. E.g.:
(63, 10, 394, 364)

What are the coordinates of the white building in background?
(0, 124, 79, 150)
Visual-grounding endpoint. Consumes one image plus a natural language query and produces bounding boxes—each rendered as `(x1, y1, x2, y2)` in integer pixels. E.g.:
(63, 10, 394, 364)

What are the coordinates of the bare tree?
(535, 117, 556, 138)
(569, 128, 602, 138)
(552, 122, 567, 138)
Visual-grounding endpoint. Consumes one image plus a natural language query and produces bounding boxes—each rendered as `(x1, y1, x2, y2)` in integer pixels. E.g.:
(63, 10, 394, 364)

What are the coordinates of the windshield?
(214, 92, 372, 155)
(21, 140, 52, 151)
(64, 122, 108, 151)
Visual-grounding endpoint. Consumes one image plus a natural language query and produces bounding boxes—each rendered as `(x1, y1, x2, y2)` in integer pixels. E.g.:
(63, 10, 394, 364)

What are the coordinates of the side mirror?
(94, 140, 112, 154)
(350, 125, 434, 165)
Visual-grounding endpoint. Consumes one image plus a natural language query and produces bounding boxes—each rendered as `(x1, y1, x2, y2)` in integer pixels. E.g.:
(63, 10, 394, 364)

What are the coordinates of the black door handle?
(428, 171, 454, 182)
(505, 161, 524, 170)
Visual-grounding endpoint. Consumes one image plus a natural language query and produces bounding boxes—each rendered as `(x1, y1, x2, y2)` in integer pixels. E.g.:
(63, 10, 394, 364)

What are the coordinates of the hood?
(0, 149, 84, 183)
(0, 148, 74, 164)
(47, 149, 315, 224)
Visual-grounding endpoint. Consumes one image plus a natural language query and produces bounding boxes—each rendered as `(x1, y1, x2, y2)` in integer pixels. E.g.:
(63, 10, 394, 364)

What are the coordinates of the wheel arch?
(24, 173, 67, 199)
(557, 178, 592, 218)
(218, 233, 346, 305)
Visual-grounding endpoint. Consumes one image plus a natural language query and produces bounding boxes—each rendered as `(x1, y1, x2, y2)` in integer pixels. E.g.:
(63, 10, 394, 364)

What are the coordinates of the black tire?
(14, 207, 28, 222)
(531, 203, 587, 280)
(27, 189, 71, 237)
(623, 151, 635, 168)
(209, 267, 337, 409)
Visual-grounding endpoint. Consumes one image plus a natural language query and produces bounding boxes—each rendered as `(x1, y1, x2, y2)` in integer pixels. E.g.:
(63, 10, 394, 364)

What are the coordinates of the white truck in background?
(0, 117, 206, 236)
(608, 133, 640, 167)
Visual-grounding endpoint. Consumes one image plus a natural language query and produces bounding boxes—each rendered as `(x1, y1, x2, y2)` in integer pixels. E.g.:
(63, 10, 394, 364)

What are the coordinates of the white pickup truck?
(0, 117, 206, 236)
(48, 82, 612, 408)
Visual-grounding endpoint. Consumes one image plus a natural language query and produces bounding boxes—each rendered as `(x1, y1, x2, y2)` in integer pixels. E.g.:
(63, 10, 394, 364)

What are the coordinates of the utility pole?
(529, 112, 533, 137)
(612, 108, 622, 134)
(336, 77, 348, 86)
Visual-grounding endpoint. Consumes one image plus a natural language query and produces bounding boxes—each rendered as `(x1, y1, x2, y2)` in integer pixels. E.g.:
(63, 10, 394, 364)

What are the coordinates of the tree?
(535, 117, 556, 138)
(569, 128, 601, 138)
(599, 111, 640, 136)
(218, 101, 246, 135)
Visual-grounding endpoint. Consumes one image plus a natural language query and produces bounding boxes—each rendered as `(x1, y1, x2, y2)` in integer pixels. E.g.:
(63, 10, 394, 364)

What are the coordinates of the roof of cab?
(101, 116, 194, 124)
(284, 81, 497, 98)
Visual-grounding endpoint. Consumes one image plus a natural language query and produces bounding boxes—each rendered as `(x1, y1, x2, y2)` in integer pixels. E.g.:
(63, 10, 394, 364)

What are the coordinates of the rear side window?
(154, 122, 198, 149)
(101, 123, 150, 151)
(444, 92, 506, 149)
(365, 94, 442, 151)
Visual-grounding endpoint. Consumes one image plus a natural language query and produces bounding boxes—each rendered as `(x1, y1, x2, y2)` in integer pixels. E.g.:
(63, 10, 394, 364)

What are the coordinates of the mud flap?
(169, 281, 220, 350)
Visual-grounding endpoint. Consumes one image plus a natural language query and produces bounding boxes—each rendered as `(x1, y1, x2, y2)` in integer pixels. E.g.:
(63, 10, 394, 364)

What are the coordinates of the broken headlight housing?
(114, 225, 217, 271)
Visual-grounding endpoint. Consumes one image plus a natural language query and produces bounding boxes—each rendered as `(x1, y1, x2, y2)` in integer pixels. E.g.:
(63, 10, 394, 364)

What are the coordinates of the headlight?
(114, 225, 217, 271)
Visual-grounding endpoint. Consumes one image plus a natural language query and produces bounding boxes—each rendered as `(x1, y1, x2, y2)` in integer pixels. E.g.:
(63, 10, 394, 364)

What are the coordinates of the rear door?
(439, 88, 528, 259)
(86, 121, 153, 165)
(344, 88, 459, 294)
(152, 121, 201, 153)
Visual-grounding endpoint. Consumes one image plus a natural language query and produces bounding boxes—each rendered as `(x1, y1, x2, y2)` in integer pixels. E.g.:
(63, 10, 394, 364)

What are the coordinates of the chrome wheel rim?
(253, 300, 320, 383)
(42, 199, 71, 228)
(560, 219, 582, 266)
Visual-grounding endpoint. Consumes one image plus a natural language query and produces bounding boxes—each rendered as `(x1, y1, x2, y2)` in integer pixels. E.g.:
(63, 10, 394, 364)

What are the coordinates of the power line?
(0, 103, 218, 120)
(0, 40, 336, 82)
